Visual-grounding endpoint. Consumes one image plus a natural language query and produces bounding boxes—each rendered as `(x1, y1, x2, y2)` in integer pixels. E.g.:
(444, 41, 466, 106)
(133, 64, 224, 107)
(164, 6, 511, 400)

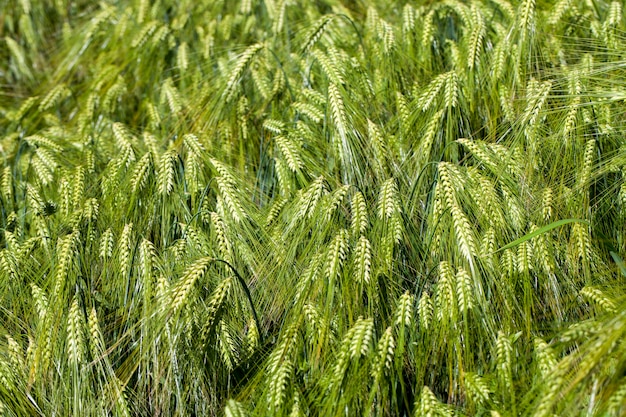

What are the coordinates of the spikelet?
(26, 184, 45, 215)
(293, 101, 324, 123)
(465, 372, 491, 406)
(419, 72, 447, 111)
(204, 277, 233, 336)
(0, 250, 18, 281)
(379, 20, 395, 54)
(523, 80, 551, 133)
(367, 119, 388, 170)
(53, 232, 78, 297)
(112, 123, 136, 167)
(263, 119, 285, 134)
(131, 152, 153, 194)
(519, 0, 536, 36)
(402, 4, 417, 35)
(606, 377, 626, 416)
(30, 283, 49, 319)
(1, 167, 12, 203)
(296, 176, 326, 220)
(157, 150, 177, 195)
(421, 10, 435, 48)
(516, 240, 531, 274)
(325, 229, 348, 282)
(579, 139, 595, 188)
(580, 286, 616, 313)
(396, 92, 411, 133)
(394, 291, 414, 327)
(211, 211, 233, 262)
(468, 5, 485, 69)
(218, 319, 239, 370)
(353, 236, 372, 285)
(245, 317, 259, 357)
(496, 331, 513, 392)
(418, 292, 433, 330)
(6, 335, 25, 377)
(534, 337, 557, 378)
(328, 82, 348, 146)
(171, 257, 214, 313)
(570, 222, 592, 267)
(250, 66, 271, 100)
(350, 191, 368, 236)
(139, 238, 157, 283)
(414, 110, 442, 160)
(225, 399, 248, 417)
(436, 261, 456, 322)
(100, 228, 114, 260)
(183, 133, 205, 157)
(67, 297, 85, 364)
(301, 15, 335, 53)
(31, 156, 53, 185)
(266, 352, 294, 410)
(223, 43, 264, 102)
(451, 202, 477, 265)
(377, 178, 400, 219)
(371, 326, 395, 382)
(303, 88, 326, 107)
(324, 184, 349, 220)
(499, 85, 515, 122)
(415, 386, 449, 417)
(215, 176, 246, 223)
(132, 20, 158, 48)
(161, 78, 183, 115)
(102, 76, 127, 113)
(177, 41, 189, 72)
(265, 197, 287, 227)
(39, 83, 70, 111)
(275, 135, 303, 172)
(119, 223, 133, 279)
(541, 188, 553, 222)
(350, 317, 374, 358)
(456, 267, 474, 314)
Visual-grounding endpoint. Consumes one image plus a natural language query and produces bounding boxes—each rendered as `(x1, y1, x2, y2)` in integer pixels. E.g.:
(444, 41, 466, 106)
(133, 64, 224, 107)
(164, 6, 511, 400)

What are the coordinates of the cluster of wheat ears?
(1, 0, 626, 415)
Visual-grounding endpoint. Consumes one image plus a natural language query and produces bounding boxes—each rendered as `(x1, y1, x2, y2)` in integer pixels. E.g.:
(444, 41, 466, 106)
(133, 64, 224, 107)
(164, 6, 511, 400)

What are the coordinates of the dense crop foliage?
(1, 0, 626, 415)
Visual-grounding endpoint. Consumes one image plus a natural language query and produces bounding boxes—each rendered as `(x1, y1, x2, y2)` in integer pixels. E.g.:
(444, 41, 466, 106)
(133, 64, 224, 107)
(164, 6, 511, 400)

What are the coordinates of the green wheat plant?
(1, 0, 626, 415)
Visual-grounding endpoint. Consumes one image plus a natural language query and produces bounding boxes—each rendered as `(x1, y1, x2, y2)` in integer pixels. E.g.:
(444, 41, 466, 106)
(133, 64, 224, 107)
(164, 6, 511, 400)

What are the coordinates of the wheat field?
(1, 0, 626, 415)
